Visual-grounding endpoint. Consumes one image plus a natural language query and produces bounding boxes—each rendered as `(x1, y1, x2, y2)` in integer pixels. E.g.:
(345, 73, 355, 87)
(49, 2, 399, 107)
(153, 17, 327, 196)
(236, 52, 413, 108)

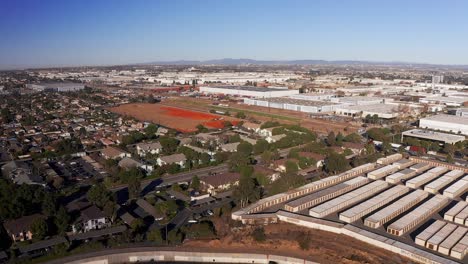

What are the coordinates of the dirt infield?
(109, 103, 239, 132)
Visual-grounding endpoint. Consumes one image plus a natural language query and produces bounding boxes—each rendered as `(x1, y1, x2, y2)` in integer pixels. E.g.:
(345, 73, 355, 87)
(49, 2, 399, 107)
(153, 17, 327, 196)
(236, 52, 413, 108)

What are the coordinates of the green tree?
(234, 166, 259, 208)
(251, 227, 266, 242)
(147, 228, 164, 244)
(191, 176, 200, 190)
(87, 184, 114, 208)
(365, 143, 375, 155)
(31, 218, 48, 240)
(128, 176, 141, 200)
(159, 137, 179, 154)
(196, 124, 208, 133)
(228, 152, 250, 172)
(260, 150, 274, 165)
(200, 153, 211, 165)
(296, 232, 310, 250)
(155, 200, 178, 218)
(237, 141, 253, 156)
(336, 132, 344, 146)
(235, 111, 246, 119)
(54, 206, 70, 235)
(324, 152, 350, 174)
(42, 194, 57, 217)
(382, 141, 392, 154)
(0, 108, 13, 123)
(343, 133, 362, 143)
(253, 139, 269, 154)
(130, 218, 145, 234)
(443, 144, 455, 155)
(144, 124, 158, 138)
(326, 132, 336, 146)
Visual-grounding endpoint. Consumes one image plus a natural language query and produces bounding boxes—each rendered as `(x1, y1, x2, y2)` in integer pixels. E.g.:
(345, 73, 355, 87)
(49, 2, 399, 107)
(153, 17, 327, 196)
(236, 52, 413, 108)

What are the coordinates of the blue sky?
(1, 0, 467, 68)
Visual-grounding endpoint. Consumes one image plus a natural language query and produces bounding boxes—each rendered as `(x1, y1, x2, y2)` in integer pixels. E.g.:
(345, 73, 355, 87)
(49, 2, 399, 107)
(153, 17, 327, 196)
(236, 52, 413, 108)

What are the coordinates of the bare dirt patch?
(184, 221, 414, 264)
(108, 103, 239, 132)
(164, 97, 360, 135)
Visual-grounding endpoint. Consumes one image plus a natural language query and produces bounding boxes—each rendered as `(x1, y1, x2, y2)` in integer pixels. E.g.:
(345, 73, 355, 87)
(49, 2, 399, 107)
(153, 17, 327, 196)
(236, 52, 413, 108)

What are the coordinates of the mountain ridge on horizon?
(139, 58, 468, 68)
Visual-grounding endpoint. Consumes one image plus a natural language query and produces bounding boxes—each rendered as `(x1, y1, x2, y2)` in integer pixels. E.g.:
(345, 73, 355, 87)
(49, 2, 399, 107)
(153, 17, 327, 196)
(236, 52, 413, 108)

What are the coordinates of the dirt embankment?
(184, 220, 414, 264)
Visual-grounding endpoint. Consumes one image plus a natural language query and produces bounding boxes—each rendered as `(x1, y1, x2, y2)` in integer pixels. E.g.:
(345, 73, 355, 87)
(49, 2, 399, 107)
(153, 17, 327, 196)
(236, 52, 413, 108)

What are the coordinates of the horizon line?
(2, 58, 468, 71)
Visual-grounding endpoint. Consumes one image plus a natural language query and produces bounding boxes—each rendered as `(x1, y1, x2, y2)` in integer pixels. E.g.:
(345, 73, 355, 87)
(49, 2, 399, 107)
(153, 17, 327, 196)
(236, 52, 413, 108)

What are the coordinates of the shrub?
(252, 227, 266, 242)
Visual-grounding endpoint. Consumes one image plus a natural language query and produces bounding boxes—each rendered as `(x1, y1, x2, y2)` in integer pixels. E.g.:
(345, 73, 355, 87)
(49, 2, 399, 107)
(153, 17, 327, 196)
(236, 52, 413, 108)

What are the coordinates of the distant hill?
(140, 58, 468, 67)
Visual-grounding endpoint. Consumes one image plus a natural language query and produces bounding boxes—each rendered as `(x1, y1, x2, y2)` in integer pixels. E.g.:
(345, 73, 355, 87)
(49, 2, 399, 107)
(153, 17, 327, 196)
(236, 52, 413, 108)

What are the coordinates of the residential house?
(342, 142, 366, 155)
(266, 134, 286, 143)
(178, 137, 192, 146)
(136, 199, 164, 221)
(219, 142, 240, 152)
(72, 205, 109, 233)
(3, 214, 46, 242)
(299, 152, 325, 167)
(195, 133, 219, 144)
(136, 141, 162, 157)
(100, 146, 131, 160)
(273, 158, 299, 172)
(240, 135, 257, 145)
(1, 161, 44, 186)
(259, 126, 281, 137)
(200, 172, 240, 194)
(156, 127, 169, 136)
(253, 164, 280, 183)
(99, 138, 114, 146)
(118, 157, 153, 173)
(242, 122, 261, 133)
(157, 153, 187, 167)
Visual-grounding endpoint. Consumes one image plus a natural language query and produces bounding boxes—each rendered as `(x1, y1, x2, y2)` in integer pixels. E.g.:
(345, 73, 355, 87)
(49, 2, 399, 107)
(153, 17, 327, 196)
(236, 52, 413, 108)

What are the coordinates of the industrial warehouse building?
(330, 96, 393, 105)
(199, 85, 298, 98)
(243, 97, 340, 113)
(401, 129, 466, 144)
(419, 114, 468, 136)
(335, 104, 400, 119)
(26, 82, 85, 92)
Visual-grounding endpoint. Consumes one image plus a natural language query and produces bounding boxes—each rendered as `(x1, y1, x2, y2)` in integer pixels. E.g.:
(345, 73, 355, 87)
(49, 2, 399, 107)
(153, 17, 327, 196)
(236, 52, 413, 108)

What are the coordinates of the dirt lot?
(163, 97, 360, 135)
(184, 221, 414, 264)
(108, 103, 239, 132)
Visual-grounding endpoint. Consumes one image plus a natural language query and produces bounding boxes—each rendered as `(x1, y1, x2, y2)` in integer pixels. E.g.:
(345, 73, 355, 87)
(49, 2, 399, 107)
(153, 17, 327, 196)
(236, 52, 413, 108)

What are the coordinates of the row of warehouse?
(386, 195, 449, 236)
(445, 201, 468, 226)
(284, 176, 369, 212)
(415, 220, 468, 259)
(309, 180, 389, 218)
(339, 185, 409, 223)
(368, 162, 467, 200)
(232, 155, 468, 262)
(363, 189, 429, 229)
(232, 162, 376, 218)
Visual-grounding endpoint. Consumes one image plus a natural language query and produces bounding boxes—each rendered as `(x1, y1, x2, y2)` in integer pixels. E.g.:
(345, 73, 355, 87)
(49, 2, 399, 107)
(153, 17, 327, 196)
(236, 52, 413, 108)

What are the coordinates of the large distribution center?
(402, 129, 466, 145)
(419, 114, 468, 136)
(199, 85, 298, 98)
(243, 97, 340, 113)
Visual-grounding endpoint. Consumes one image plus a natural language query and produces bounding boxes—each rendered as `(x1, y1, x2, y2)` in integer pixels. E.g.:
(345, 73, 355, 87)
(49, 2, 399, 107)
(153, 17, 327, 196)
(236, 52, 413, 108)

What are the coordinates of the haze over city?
(2, 0, 468, 69)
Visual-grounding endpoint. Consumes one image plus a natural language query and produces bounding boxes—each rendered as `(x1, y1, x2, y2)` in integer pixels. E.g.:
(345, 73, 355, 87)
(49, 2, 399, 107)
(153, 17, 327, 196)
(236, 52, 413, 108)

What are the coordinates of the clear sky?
(1, 0, 468, 69)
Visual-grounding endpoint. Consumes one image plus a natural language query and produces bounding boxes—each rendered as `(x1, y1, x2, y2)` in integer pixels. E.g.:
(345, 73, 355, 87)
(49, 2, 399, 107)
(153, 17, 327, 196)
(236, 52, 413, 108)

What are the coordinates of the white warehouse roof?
(402, 129, 466, 144)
